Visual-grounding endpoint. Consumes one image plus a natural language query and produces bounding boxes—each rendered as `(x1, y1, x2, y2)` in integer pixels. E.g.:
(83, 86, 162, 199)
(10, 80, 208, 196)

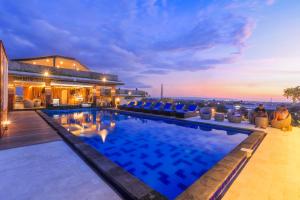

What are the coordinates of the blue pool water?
(44, 108, 251, 199)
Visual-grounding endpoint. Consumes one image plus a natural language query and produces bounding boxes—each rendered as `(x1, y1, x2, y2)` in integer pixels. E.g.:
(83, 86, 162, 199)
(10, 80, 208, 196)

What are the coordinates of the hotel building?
(8, 55, 124, 110)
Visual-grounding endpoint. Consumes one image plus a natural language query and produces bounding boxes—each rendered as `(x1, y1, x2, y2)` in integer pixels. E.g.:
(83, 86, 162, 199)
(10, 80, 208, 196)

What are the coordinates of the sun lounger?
(132, 101, 144, 111)
(142, 102, 153, 112)
(160, 102, 173, 115)
(175, 104, 198, 118)
(151, 102, 164, 114)
(120, 101, 135, 110)
(174, 104, 185, 114)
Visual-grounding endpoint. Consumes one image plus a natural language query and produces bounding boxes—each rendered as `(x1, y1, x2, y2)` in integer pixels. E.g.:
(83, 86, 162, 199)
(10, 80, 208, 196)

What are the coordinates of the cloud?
(0, 0, 267, 88)
(266, 0, 275, 5)
(141, 69, 169, 75)
(11, 35, 36, 48)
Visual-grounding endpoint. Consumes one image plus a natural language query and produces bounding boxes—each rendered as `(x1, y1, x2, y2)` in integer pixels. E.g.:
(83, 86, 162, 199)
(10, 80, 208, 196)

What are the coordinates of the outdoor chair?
(214, 113, 225, 122)
(200, 107, 212, 120)
(271, 114, 292, 131)
(255, 117, 269, 129)
(33, 99, 41, 107)
(248, 109, 268, 125)
(23, 99, 34, 108)
(227, 111, 243, 123)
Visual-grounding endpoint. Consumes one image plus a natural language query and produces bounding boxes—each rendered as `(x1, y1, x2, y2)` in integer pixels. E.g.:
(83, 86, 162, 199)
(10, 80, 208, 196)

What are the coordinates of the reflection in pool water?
(45, 108, 251, 199)
(53, 111, 116, 143)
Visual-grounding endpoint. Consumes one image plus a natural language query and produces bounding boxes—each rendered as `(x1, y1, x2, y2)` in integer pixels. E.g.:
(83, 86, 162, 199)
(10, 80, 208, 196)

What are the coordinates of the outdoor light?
(1, 120, 11, 130)
(57, 65, 60, 68)
(44, 71, 49, 77)
(76, 68, 79, 71)
(102, 77, 107, 82)
(33, 61, 36, 64)
(1, 120, 11, 125)
(46, 59, 49, 62)
(60, 61, 63, 64)
(128, 91, 132, 96)
(116, 97, 120, 102)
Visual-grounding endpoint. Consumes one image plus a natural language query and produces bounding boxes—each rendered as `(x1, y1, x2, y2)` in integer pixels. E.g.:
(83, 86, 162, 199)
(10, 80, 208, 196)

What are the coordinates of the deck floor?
(187, 116, 300, 199)
(0, 111, 61, 150)
(223, 126, 300, 200)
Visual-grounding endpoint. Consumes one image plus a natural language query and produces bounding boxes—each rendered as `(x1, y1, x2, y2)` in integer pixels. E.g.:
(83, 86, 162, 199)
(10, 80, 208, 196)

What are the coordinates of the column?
(8, 84, 15, 111)
(93, 86, 101, 106)
(45, 80, 52, 107)
(111, 86, 116, 107)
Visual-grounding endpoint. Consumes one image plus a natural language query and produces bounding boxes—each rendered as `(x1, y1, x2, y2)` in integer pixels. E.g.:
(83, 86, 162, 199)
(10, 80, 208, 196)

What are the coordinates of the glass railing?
(9, 61, 121, 82)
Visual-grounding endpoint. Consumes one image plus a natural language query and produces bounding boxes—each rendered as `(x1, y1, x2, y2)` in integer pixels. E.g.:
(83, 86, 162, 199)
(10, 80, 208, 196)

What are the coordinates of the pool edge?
(36, 110, 167, 200)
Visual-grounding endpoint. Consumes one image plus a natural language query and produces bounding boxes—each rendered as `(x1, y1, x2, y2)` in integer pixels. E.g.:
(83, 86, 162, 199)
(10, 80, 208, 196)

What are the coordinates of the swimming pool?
(44, 108, 251, 199)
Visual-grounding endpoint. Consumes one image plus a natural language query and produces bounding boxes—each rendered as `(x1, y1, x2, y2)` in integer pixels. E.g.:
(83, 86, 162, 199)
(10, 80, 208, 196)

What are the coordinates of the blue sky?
(0, 0, 299, 101)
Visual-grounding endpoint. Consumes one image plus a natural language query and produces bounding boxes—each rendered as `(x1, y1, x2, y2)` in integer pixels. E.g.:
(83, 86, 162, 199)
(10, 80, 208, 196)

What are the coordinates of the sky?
(0, 0, 299, 101)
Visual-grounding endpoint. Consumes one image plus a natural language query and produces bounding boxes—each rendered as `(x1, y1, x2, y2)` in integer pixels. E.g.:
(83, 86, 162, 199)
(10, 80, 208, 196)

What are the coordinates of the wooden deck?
(0, 111, 61, 150)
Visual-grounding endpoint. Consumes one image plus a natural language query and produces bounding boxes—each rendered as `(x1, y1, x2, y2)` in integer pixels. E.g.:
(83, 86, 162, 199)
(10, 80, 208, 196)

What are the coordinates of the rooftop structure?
(6, 46, 125, 110)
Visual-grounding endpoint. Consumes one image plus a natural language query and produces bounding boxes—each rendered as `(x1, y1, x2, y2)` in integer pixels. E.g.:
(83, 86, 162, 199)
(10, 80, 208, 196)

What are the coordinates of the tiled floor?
(0, 141, 121, 200)
(223, 126, 300, 200)
(187, 117, 300, 199)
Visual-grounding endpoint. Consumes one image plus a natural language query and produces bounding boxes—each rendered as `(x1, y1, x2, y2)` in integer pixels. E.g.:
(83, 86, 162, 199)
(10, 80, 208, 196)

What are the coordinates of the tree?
(283, 86, 300, 103)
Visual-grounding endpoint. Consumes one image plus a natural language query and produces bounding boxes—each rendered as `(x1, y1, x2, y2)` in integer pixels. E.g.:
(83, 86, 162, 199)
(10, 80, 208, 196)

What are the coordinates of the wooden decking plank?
(0, 111, 61, 150)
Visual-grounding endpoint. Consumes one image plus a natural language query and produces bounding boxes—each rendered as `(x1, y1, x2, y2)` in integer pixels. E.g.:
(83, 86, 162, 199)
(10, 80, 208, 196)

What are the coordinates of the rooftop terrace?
(0, 110, 299, 199)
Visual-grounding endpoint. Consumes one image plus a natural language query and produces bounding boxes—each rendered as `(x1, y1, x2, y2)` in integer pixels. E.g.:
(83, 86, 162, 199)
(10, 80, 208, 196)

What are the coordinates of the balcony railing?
(8, 61, 121, 83)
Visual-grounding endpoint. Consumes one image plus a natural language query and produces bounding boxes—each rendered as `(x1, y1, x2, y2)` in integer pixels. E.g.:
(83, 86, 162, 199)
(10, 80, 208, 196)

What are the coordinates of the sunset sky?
(0, 0, 299, 101)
